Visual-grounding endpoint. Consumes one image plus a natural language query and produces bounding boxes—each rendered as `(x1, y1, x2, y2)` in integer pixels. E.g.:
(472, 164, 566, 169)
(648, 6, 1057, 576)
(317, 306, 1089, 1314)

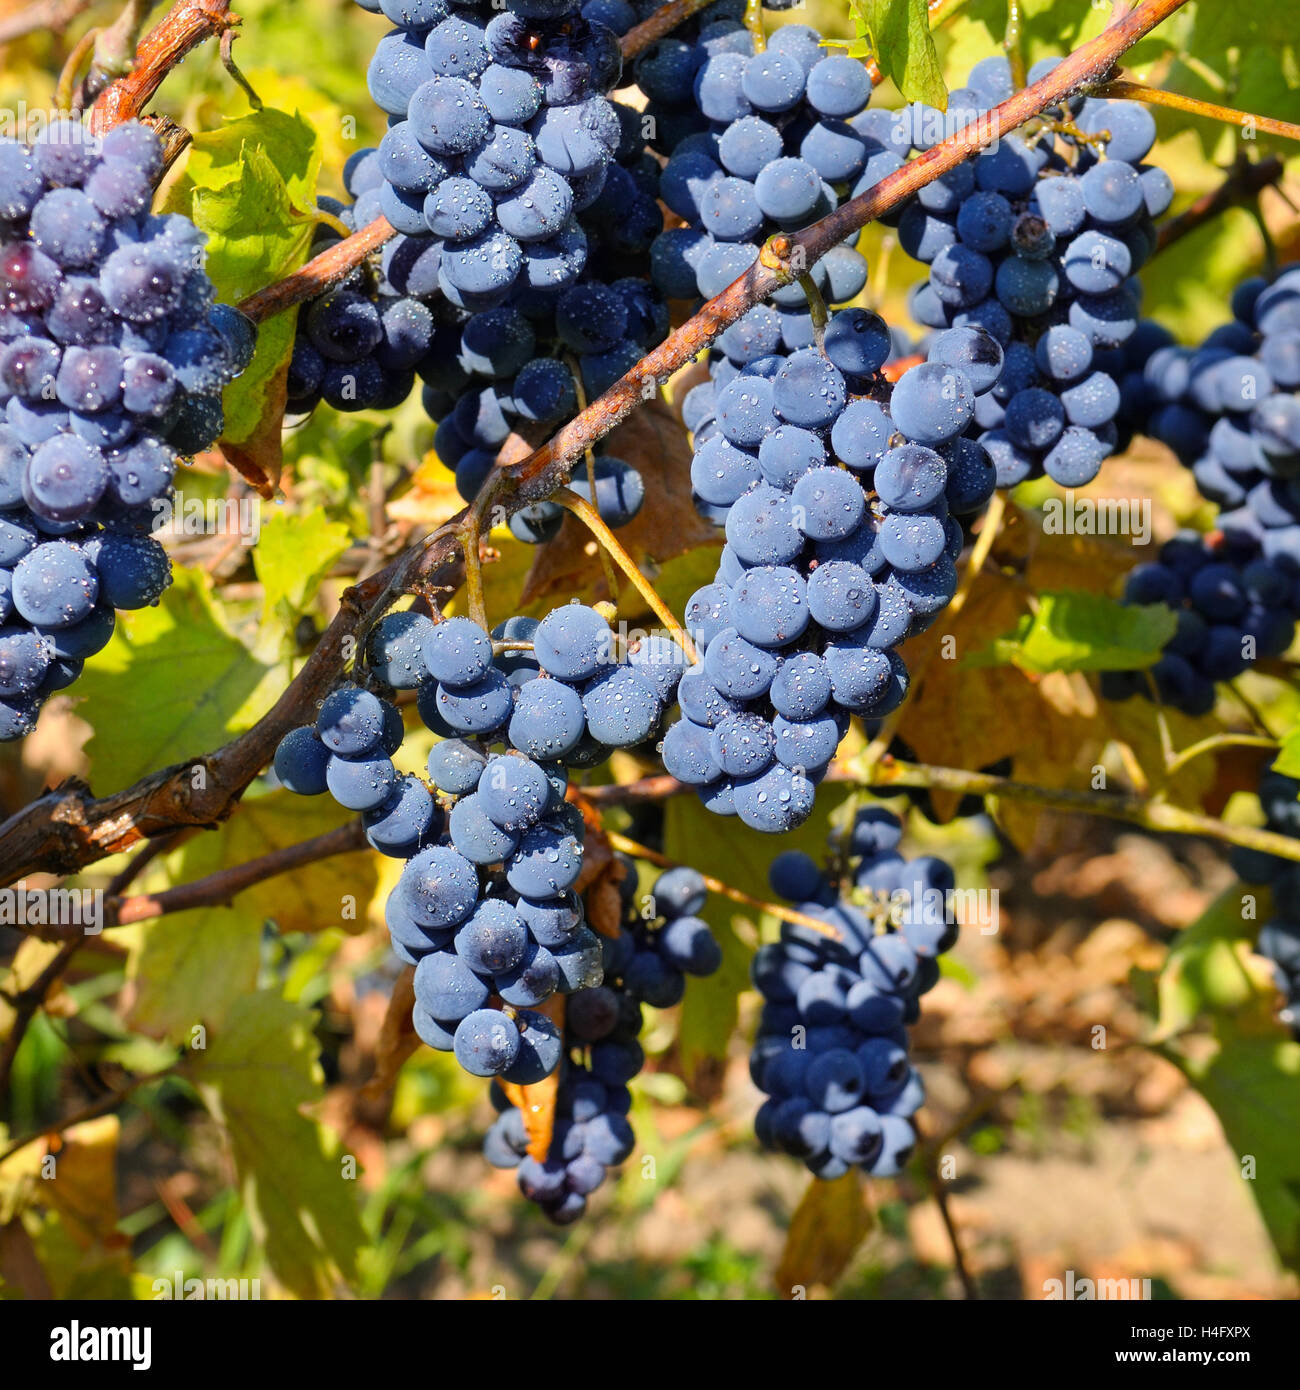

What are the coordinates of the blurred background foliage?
(1, 0, 1299, 1300)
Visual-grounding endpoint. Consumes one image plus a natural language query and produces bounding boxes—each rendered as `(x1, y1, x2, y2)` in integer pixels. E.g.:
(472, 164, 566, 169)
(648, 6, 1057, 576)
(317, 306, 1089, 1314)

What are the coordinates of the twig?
(106, 819, 367, 928)
(742, 0, 764, 53)
(238, 215, 395, 324)
(89, 0, 236, 135)
(916, 1116, 979, 1299)
(605, 830, 842, 939)
(0, 1067, 178, 1166)
(1163, 731, 1277, 779)
(1099, 78, 1300, 144)
(860, 756, 1300, 863)
(0, 0, 95, 44)
(0, 938, 81, 1097)
(103, 829, 190, 897)
(620, 0, 720, 60)
(555, 488, 698, 663)
(1155, 155, 1285, 253)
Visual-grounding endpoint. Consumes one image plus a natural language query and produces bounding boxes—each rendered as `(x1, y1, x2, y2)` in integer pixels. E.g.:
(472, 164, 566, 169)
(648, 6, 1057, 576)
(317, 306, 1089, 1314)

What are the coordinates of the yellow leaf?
(774, 1172, 872, 1297)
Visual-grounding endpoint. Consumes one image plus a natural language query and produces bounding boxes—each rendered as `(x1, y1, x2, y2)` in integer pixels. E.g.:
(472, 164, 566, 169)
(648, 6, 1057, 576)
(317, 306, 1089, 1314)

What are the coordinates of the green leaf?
(1166, 1029, 1300, 1273)
(1147, 888, 1274, 1041)
(77, 567, 269, 792)
(126, 909, 261, 1044)
(125, 789, 374, 1040)
(1137, 889, 1300, 1272)
(842, 0, 948, 107)
(253, 508, 352, 653)
(1273, 728, 1300, 782)
(965, 590, 1178, 674)
(164, 106, 321, 464)
(191, 992, 365, 1297)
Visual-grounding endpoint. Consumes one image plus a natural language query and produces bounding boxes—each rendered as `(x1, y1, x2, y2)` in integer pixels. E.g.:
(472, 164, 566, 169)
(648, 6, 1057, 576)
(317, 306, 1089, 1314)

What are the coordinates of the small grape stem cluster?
(485, 861, 722, 1223)
(750, 805, 959, 1180)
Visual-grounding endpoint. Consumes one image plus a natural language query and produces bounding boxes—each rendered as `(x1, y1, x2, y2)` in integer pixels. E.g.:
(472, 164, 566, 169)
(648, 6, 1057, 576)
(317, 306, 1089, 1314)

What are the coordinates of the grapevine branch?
(88, 0, 236, 135)
(238, 214, 396, 324)
(0, 0, 95, 43)
(1098, 78, 1300, 144)
(621, 0, 718, 60)
(1155, 154, 1285, 253)
(0, 0, 1192, 889)
(860, 757, 1300, 864)
(105, 819, 367, 929)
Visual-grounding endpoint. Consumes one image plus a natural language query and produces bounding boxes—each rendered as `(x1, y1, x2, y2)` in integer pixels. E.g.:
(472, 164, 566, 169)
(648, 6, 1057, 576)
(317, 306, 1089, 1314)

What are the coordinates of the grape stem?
(88, 0, 238, 134)
(457, 512, 491, 634)
(1004, 0, 1027, 91)
(1154, 154, 1285, 255)
(1161, 732, 1277, 780)
(798, 271, 829, 356)
(55, 26, 101, 113)
(0, 1067, 180, 1168)
(554, 488, 700, 663)
(604, 831, 843, 940)
(742, 0, 765, 54)
(566, 357, 625, 601)
(1098, 78, 1300, 144)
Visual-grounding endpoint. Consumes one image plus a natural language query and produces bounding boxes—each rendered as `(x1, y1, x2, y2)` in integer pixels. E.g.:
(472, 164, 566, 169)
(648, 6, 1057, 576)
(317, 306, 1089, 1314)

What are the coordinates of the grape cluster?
(275, 601, 688, 1082)
(1139, 264, 1300, 564)
(0, 118, 252, 740)
(1100, 265, 1300, 714)
(356, 0, 671, 511)
(642, 20, 872, 317)
(1101, 528, 1300, 715)
(285, 155, 439, 416)
(668, 321, 1001, 832)
(1230, 762, 1300, 1040)
(898, 58, 1173, 490)
(484, 863, 722, 1223)
(750, 806, 957, 1179)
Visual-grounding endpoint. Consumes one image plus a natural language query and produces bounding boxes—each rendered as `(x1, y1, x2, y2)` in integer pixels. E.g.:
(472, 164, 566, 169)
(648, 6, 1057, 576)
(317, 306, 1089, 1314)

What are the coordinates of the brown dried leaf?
(218, 358, 286, 498)
(499, 995, 565, 1161)
(774, 1171, 871, 1296)
(519, 394, 716, 607)
(362, 966, 418, 1101)
(42, 1116, 122, 1250)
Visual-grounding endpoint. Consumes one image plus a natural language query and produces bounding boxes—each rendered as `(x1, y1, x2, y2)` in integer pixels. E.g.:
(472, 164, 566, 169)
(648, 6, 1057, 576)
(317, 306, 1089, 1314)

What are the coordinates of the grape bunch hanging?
(0, 120, 251, 740)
